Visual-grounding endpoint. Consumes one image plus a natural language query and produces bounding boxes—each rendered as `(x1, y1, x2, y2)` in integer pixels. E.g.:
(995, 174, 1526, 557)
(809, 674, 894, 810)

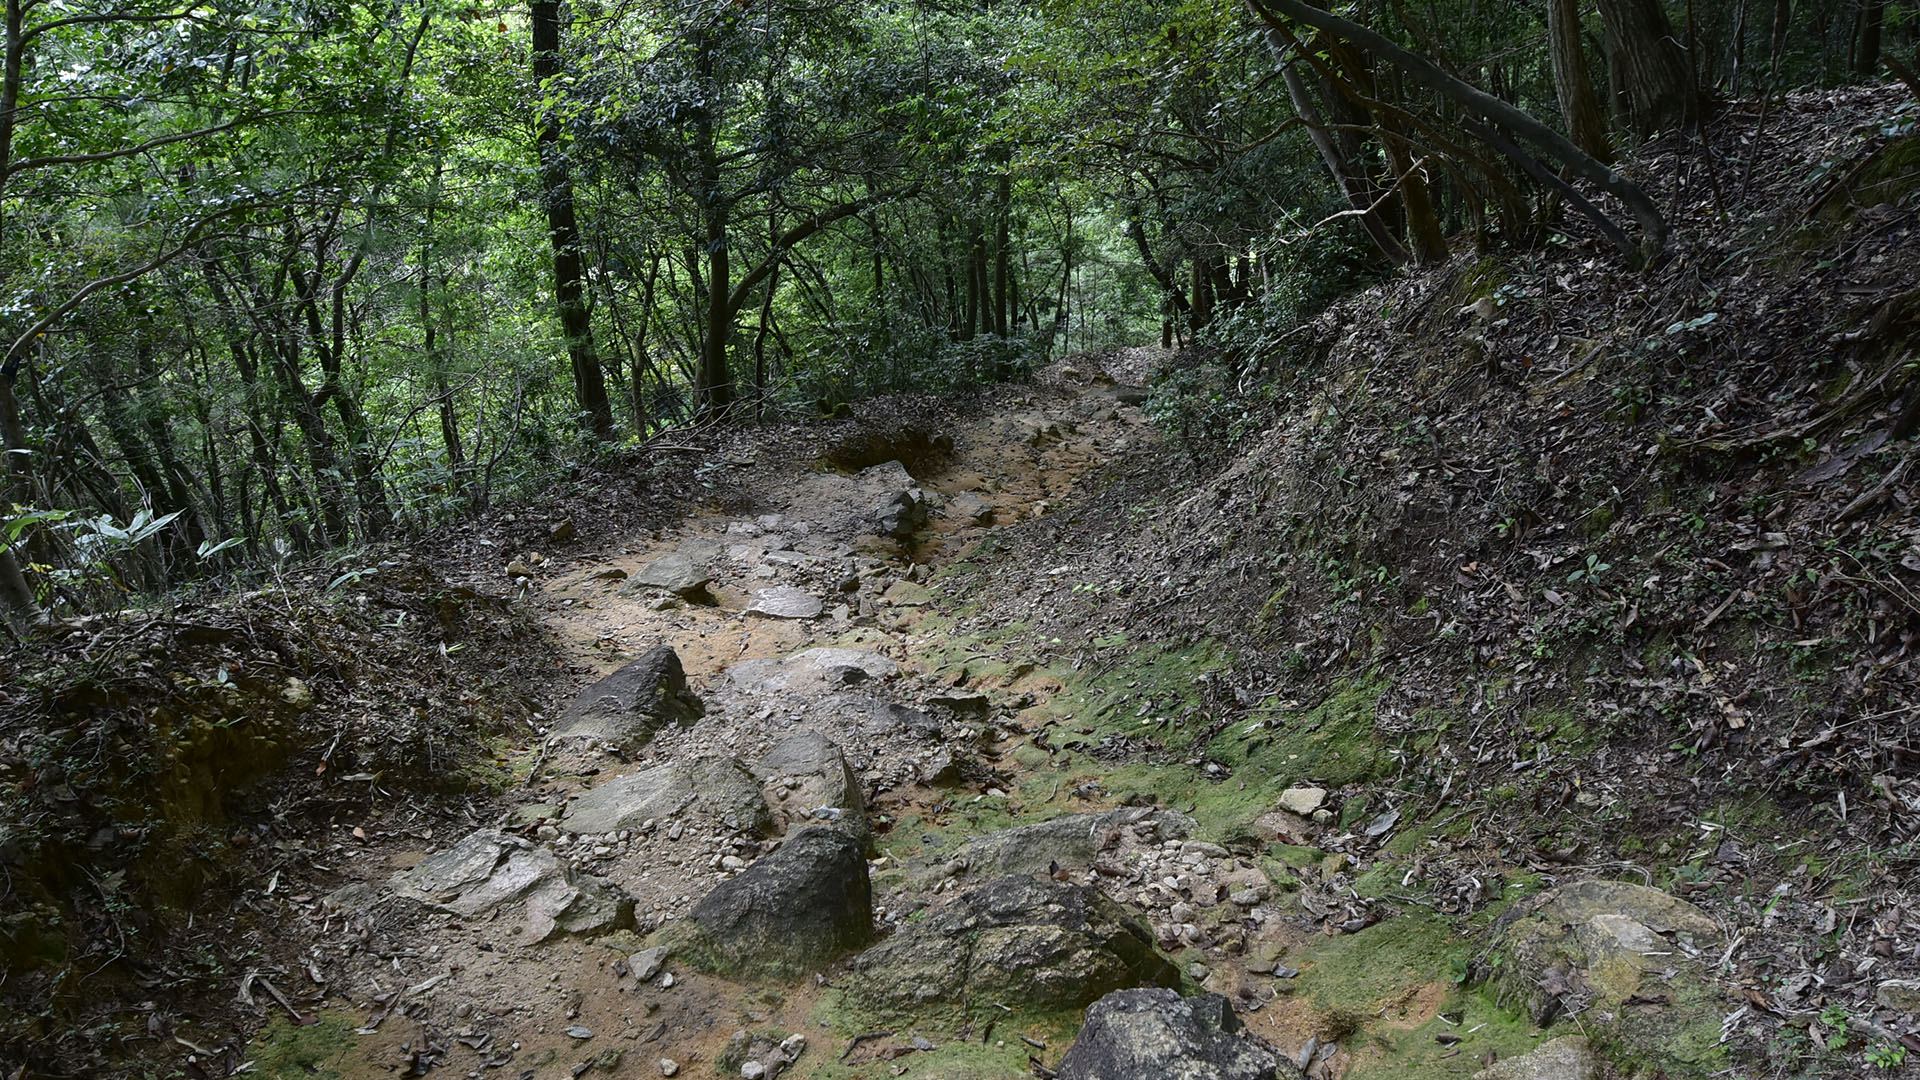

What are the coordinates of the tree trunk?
(1190, 259, 1215, 330)
(1249, 0, 1666, 257)
(1856, 0, 1883, 75)
(962, 224, 980, 341)
(993, 174, 1011, 336)
(1595, 0, 1702, 137)
(532, 0, 613, 439)
(1271, 49, 1413, 265)
(1548, 0, 1615, 162)
(699, 207, 736, 411)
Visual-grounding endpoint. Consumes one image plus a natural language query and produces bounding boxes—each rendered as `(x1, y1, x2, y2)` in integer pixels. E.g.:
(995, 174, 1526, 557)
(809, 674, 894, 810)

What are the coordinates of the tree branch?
(1246, 0, 1667, 261)
(4, 212, 259, 374)
(8, 112, 295, 175)
(726, 183, 920, 315)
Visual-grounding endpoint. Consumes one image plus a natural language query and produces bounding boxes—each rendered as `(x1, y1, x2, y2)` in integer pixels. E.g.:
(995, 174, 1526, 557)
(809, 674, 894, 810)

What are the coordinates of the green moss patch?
(249, 1013, 358, 1080)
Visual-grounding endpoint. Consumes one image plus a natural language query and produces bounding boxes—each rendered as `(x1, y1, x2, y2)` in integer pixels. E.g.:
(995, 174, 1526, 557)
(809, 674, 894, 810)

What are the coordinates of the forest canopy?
(0, 0, 1911, 626)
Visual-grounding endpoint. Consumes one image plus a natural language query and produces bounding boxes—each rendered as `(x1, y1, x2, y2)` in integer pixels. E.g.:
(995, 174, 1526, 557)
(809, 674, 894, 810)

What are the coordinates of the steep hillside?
(937, 83, 1920, 1076)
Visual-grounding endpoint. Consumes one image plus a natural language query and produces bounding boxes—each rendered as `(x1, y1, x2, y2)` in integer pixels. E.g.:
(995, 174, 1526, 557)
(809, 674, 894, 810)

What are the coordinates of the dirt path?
(257, 354, 1180, 1080)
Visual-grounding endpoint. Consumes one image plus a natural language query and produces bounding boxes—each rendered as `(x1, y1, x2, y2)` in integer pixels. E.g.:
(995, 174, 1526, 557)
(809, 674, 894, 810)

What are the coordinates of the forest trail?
(266, 349, 1343, 1080)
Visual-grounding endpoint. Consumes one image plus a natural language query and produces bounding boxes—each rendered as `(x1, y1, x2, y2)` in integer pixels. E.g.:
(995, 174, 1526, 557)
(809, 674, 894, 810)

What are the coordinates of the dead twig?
(840, 1030, 893, 1062)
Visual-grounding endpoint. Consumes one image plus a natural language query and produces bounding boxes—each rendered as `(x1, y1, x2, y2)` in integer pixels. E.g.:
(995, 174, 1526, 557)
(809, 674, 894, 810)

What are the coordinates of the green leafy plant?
(1865, 1043, 1907, 1069)
(1567, 553, 1610, 583)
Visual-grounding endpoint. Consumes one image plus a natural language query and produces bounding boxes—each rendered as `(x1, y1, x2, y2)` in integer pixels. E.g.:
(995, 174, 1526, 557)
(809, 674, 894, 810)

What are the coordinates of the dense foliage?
(0, 0, 1910, 625)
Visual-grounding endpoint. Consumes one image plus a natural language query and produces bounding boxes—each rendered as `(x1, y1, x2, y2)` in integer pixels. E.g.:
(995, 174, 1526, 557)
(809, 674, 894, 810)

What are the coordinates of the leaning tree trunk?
(1249, 0, 1666, 259)
(1269, 46, 1413, 266)
(1548, 0, 1615, 162)
(1595, 0, 1702, 137)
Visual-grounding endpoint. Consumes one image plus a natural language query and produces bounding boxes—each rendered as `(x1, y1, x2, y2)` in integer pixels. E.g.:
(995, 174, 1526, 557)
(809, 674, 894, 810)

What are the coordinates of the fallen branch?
(840, 1030, 894, 1062)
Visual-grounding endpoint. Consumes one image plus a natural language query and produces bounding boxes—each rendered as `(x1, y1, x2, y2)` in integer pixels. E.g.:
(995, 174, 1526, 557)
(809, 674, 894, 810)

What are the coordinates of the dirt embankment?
(939, 83, 1920, 1076)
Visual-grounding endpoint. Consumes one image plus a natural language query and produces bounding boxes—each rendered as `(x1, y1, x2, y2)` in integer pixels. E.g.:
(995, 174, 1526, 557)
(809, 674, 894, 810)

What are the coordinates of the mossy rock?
(842, 875, 1179, 1021)
(1488, 879, 1726, 1078)
(653, 828, 871, 980)
(1816, 134, 1920, 221)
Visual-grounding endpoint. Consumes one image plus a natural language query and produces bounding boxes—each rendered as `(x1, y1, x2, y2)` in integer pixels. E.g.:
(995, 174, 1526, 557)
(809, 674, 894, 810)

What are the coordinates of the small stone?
(1188, 962, 1211, 981)
(1277, 787, 1326, 816)
(629, 947, 669, 981)
(280, 678, 315, 709)
(779, 1034, 807, 1058)
(507, 560, 537, 579)
(1876, 979, 1920, 1013)
(740, 1063, 766, 1080)
(911, 1036, 936, 1051)
(659, 1060, 679, 1077)
(1311, 809, 1335, 825)
(566, 1026, 593, 1040)
(721, 855, 747, 871)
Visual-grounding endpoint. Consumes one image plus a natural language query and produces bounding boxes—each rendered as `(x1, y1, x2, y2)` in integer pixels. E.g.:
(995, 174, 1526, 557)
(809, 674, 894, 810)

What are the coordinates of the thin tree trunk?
(1548, 0, 1615, 162)
(993, 174, 1011, 336)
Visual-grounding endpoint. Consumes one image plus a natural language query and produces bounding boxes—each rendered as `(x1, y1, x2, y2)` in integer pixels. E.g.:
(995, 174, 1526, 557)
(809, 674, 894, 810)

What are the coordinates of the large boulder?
(655, 828, 871, 979)
(560, 756, 772, 836)
(1057, 989, 1294, 1080)
(548, 646, 704, 753)
(751, 732, 871, 852)
(844, 876, 1178, 1018)
(1490, 880, 1724, 1077)
(914, 808, 1193, 887)
(387, 829, 631, 941)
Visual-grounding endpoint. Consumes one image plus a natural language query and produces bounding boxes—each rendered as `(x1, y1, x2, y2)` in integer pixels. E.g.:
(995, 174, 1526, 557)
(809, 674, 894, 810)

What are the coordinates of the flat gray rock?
(726, 647, 897, 697)
(1471, 1035, 1598, 1080)
(561, 757, 772, 836)
(745, 586, 825, 619)
(845, 876, 1178, 1017)
(948, 491, 994, 525)
(916, 808, 1194, 887)
(1057, 989, 1294, 1080)
(388, 829, 632, 941)
(676, 537, 724, 565)
(628, 552, 711, 598)
(1490, 880, 1723, 1077)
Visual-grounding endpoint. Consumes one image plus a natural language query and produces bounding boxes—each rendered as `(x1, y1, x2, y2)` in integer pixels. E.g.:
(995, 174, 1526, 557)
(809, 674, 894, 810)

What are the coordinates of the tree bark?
(1548, 0, 1614, 162)
(532, 0, 613, 439)
(1595, 0, 1702, 137)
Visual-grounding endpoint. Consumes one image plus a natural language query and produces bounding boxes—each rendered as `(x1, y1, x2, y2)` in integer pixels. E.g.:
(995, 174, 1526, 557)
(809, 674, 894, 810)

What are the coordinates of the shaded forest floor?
(4, 82, 1920, 1080)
